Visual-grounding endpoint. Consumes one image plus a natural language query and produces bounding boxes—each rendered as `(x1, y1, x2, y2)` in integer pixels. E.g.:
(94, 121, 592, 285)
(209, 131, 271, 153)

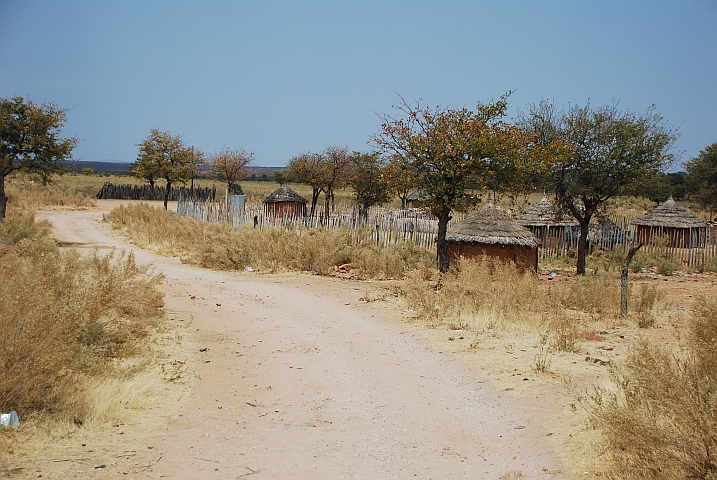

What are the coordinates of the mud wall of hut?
(447, 242, 538, 273)
(634, 225, 707, 249)
(264, 201, 306, 218)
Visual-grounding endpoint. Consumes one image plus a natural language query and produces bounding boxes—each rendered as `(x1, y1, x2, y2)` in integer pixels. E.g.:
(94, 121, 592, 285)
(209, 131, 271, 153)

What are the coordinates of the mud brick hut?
(631, 197, 707, 248)
(515, 196, 578, 250)
(446, 202, 541, 273)
(263, 185, 307, 218)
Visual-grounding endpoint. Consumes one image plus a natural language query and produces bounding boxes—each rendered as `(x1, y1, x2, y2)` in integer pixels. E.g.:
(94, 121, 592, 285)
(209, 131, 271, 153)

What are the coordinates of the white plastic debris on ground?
(0, 411, 20, 428)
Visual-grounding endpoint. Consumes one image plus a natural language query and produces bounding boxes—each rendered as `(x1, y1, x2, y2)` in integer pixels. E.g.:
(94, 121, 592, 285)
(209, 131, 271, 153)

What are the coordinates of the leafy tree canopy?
(0, 96, 77, 220)
(209, 147, 253, 191)
(375, 94, 538, 273)
(685, 143, 717, 215)
(134, 128, 203, 209)
(349, 152, 391, 219)
(520, 100, 678, 274)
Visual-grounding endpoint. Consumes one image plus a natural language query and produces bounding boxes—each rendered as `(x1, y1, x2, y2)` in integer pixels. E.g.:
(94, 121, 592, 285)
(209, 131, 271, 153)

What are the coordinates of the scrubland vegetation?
(106, 202, 433, 278)
(586, 297, 717, 479)
(4, 182, 96, 209)
(0, 211, 164, 418)
(0, 209, 166, 443)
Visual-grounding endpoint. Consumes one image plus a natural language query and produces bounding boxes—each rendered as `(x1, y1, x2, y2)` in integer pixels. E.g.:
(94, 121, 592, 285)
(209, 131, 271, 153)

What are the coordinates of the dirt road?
(42, 204, 567, 479)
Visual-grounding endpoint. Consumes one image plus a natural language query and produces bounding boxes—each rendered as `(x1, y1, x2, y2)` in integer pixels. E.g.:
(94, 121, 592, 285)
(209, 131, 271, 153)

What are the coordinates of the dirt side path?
(40, 205, 568, 479)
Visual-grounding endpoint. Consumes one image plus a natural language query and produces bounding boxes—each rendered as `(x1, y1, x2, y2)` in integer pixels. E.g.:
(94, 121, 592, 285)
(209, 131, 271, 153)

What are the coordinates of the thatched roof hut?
(406, 190, 429, 208)
(446, 203, 540, 272)
(516, 196, 629, 252)
(515, 196, 578, 227)
(631, 197, 707, 247)
(263, 185, 307, 217)
(588, 216, 630, 247)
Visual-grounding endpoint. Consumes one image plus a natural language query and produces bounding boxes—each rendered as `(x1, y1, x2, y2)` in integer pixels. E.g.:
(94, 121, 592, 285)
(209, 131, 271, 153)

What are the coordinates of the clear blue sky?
(1, 1, 715, 168)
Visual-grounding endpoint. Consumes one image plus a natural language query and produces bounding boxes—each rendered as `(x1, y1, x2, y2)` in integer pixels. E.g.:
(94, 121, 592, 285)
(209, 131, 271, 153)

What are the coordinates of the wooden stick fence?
(177, 198, 441, 249)
(177, 198, 717, 267)
(96, 182, 216, 202)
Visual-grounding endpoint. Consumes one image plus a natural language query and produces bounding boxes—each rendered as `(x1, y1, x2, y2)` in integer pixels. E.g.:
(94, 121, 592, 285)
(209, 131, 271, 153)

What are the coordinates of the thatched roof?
(631, 197, 706, 228)
(263, 185, 307, 204)
(588, 217, 630, 244)
(446, 203, 541, 248)
(406, 190, 429, 201)
(515, 196, 578, 227)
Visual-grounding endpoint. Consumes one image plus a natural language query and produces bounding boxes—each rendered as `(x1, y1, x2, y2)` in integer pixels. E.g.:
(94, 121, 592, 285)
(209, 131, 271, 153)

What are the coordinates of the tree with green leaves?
(685, 143, 717, 217)
(209, 147, 254, 195)
(319, 146, 353, 218)
(630, 171, 687, 205)
(349, 152, 391, 220)
(384, 153, 420, 209)
(286, 152, 325, 217)
(0, 97, 77, 221)
(375, 95, 535, 273)
(520, 101, 677, 275)
(134, 129, 204, 209)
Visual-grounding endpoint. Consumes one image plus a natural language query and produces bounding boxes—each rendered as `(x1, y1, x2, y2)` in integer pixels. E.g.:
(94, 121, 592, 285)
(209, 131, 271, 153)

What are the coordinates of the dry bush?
(559, 273, 621, 319)
(403, 257, 625, 333)
(548, 312, 582, 353)
(105, 203, 432, 278)
(5, 183, 95, 209)
(0, 210, 53, 247)
(404, 258, 545, 330)
(0, 214, 164, 420)
(587, 296, 717, 479)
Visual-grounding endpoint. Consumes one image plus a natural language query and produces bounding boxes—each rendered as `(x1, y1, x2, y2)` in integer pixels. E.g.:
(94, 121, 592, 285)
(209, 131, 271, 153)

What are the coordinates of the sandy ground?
(5, 201, 577, 480)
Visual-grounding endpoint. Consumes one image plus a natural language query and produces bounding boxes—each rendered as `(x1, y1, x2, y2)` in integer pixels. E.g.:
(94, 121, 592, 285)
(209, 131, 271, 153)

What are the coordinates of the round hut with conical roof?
(631, 197, 707, 248)
(447, 203, 541, 273)
(406, 189, 429, 208)
(515, 196, 578, 250)
(263, 185, 307, 218)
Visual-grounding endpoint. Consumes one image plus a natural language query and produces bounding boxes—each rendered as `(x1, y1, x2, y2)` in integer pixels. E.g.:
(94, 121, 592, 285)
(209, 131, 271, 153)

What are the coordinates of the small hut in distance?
(446, 202, 541, 273)
(515, 195, 577, 250)
(263, 185, 307, 218)
(406, 190, 429, 208)
(631, 197, 707, 248)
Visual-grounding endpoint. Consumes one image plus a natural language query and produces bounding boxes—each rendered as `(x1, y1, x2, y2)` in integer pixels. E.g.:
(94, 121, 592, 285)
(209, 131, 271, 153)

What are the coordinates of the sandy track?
(42, 205, 567, 479)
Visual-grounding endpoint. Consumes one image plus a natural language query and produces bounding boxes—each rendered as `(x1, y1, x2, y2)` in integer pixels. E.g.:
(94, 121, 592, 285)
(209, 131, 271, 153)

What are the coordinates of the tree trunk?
(310, 188, 320, 217)
(359, 204, 368, 222)
(621, 243, 643, 318)
(400, 195, 407, 209)
(436, 209, 452, 274)
(0, 174, 7, 222)
(324, 189, 331, 219)
(164, 180, 171, 210)
(577, 221, 589, 275)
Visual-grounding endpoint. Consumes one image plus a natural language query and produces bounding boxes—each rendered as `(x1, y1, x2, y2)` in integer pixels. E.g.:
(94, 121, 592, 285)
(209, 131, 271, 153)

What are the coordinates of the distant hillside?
(65, 160, 286, 180)
(66, 160, 133, 174)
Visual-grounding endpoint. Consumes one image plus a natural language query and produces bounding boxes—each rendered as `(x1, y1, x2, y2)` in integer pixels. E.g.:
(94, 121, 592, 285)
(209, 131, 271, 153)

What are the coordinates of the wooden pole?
(621, 242, 643, 318)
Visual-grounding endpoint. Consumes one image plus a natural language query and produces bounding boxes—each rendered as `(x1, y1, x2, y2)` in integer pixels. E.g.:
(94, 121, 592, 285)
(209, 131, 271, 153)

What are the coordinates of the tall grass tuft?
(587, 297, 717, 479)
(105, 203, 433, 278)
(0, 211, 164, 420)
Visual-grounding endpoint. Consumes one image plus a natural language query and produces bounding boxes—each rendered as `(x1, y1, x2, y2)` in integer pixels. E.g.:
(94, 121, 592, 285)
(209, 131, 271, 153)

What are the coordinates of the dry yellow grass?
(105, 202, 433, 278)
(585, 296, 717, 479)
(0, 208, 168, 438)
(4, 183, 96, 210)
